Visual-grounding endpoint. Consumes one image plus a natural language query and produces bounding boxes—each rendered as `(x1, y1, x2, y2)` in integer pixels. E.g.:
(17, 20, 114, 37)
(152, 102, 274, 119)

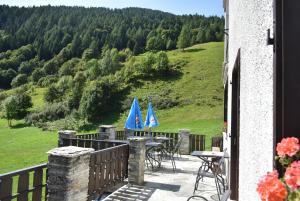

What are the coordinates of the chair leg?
(171, 154, 176, 172)
(214, 177, 221, 201)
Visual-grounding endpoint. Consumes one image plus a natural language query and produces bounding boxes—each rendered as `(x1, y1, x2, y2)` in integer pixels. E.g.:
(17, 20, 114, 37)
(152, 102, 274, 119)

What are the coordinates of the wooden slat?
(32, 169, 43, 201)
(78, 139, 84, 148)
(105, 151, 110, 186)
(88, 154, 96, 196)
(95, 153, 101, 191)
(110, 149, 115, 184)
(0, 177, 13, 201)
(17, 173, 29, 201)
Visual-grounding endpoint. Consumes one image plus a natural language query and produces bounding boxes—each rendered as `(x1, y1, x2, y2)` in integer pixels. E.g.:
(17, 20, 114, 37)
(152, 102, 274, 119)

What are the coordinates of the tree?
(44, 85, 62, 103)
(138, 52, 156, 76)
(11, 74, 28, 88)
(32, 68, 45, 83)
(1, 96, 18, 127)
(99, 49, 121, 76)
(177, 25, 191, 51)
(68, 71, 86, 110)
(1, 93, 32, 127)
(79, 76, 119, 121)
(154, 51, 170, 74)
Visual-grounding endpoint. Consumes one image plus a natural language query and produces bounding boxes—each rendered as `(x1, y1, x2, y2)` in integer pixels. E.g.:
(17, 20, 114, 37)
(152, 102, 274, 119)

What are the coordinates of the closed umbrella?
(144, 102, 159, 140)
(124, 97, 144, 131)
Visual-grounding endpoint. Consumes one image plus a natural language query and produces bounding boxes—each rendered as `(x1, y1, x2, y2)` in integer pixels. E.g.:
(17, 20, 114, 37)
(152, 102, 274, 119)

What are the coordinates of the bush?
(79, 76, 120, 121)
(11, 74, 28, 88)
(32, 68, 45, 83)
(56, 76, 73, 93)
(25, 102, 69, 126)
(138, 52, 156, 76)
(151, 95, 179, 110)
(59, 58, 79, 76)
(154, 51, 170, 74)
(37, 75, 58, 87)
(44, 84, 63, 103)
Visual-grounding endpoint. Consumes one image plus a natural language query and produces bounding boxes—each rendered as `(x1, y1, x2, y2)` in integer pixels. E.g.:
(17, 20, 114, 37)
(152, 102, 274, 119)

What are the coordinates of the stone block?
(179, 129, 190, 155)
(128, 137, 146, 185)
(47, 146, 94, 201)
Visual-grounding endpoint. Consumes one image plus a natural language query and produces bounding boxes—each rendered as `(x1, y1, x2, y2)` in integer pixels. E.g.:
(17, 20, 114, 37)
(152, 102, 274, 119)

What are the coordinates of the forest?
(0, 5, 224, 128)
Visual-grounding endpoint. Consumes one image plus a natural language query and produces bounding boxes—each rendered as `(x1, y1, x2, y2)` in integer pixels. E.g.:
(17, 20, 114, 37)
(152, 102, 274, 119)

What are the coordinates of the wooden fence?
(211, 136, 223, 151)
(62, 137, 129, 199)
(62, 138, 127, 150)
(114, 130, 206, 151)
(189, 134, 206, 152)
(0, 163, 48, 201)
(76, 132, 100, 140)
(88, 144, 129, 200)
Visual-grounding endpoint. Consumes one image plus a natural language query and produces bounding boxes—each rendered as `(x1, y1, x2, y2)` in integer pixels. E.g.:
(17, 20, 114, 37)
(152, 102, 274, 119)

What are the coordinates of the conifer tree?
(177, 25, 191, 51)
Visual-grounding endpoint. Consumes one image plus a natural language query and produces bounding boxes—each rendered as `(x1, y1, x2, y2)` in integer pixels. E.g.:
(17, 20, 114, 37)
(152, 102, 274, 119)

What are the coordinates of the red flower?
(257, 170, 288, 201)
(285, 161, 300, 190)
(276, 137, 300, 157)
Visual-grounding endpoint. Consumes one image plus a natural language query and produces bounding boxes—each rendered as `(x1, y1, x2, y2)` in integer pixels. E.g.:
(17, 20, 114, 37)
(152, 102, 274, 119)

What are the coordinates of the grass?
(114, 42, 224, 134)
(0, 119, 56, 174)
(0, 42, 224, 173)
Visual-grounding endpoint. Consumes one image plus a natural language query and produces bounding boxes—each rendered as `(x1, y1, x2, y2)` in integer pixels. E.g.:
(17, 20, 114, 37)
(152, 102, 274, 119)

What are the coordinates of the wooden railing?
(189, 134, 206, 152)
(76, 132, 100, 139)
(62, 138, 127, 150)
(88, 144, 129, 200)
(211, 136, 223, 151)
(0, 163, 48, 201)
(114, 130, 206, 151)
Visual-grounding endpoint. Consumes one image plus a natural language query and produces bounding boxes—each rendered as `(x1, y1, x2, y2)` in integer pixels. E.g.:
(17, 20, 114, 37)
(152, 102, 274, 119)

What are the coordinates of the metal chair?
(163, 137, 183, 171)
(194, 155, 226, 201)
(187, 190, 230, 201)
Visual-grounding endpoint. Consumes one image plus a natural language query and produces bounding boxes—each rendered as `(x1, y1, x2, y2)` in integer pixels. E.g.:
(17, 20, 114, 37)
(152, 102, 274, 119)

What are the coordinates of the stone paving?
(103, 155, 219, 201)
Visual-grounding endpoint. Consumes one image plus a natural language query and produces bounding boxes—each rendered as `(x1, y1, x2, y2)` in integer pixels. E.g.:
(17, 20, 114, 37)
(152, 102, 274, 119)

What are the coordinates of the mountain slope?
(111, 42, 224, 134)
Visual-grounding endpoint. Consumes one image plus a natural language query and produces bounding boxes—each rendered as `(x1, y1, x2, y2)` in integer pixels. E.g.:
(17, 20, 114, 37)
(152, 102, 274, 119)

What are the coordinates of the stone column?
(58, 130, 76, 147)
(47, 146, 94, 201)
(98, 125, 116, 140)
(179, 129, 190, 155)
(128, 137, 146, 185)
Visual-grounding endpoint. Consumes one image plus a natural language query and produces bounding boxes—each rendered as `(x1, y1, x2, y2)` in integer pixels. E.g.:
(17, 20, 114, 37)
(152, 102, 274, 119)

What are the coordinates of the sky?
(1, 0, 224, 16)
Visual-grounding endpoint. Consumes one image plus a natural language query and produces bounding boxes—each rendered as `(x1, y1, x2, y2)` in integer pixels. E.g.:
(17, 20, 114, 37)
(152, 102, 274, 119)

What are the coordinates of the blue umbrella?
(144, 102, 159, 141)
(124, 97, 144, 130)
(144, 102, 159, 128)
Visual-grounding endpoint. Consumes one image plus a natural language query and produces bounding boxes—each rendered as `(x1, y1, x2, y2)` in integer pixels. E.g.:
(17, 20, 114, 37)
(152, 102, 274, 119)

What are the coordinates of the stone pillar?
(128, 137, 146, 185)
(99, 125, 116, 140)
(58, 130, 76, 147)
(47, 146, 94, 201)
(179, 129, 190, 155)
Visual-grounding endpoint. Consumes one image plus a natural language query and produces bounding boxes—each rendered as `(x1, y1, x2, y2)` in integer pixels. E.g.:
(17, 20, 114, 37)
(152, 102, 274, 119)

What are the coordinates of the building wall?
(225, 0, 274, 200)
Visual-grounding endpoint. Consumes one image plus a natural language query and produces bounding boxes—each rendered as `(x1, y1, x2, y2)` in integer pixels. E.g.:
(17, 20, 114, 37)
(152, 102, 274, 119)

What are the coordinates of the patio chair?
(187, 190, 230, 201)
(193, 155, 226, 201)
(163, 137, 183, 171)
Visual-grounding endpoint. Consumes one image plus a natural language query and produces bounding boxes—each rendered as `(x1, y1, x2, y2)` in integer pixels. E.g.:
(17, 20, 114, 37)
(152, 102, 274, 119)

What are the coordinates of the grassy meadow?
(0, 42, 224, 174)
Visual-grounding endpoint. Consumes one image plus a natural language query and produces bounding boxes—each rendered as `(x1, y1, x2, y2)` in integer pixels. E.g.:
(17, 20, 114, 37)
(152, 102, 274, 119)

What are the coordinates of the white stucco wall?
(226, 0, 274, 200)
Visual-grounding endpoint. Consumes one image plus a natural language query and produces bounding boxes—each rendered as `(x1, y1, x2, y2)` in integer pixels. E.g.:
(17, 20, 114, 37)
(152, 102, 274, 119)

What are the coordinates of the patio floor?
(103, 155, 220, 201)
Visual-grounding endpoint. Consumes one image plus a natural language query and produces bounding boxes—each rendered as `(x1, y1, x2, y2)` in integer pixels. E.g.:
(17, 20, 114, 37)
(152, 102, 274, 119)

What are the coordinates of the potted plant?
(257, 137, 300, 201)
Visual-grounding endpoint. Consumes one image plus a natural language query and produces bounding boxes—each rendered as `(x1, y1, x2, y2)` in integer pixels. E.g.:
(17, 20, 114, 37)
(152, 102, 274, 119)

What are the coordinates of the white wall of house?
(224, 0, 274, 200)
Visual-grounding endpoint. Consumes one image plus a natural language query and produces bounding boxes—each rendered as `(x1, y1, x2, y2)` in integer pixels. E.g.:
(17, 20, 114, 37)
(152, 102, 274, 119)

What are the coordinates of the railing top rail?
(76, 132, 99, 136)
(0, 163, 47, 178)
(92, 144, 129, 154)
(190, 133, 205, 136)
(67, 138, 128, 143)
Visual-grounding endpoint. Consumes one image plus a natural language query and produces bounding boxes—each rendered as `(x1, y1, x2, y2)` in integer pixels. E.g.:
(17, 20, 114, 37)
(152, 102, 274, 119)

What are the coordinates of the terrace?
(0, 127, 225, 201)
(104, 155, 218, 201)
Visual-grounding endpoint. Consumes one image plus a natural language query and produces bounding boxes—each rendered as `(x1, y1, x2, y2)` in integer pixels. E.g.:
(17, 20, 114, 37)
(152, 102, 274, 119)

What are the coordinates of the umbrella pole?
(149, 127, 152, 142)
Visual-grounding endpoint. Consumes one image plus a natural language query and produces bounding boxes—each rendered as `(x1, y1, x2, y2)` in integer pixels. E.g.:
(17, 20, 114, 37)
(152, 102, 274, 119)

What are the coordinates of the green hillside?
(0, 42, 224, 173)
(114, 42, 224, 132)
